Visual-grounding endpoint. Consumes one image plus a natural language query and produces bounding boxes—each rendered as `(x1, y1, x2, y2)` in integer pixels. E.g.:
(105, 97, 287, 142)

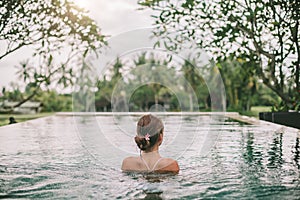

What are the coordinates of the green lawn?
(240, 106, 272, 118)
(0, 113, 54, 127)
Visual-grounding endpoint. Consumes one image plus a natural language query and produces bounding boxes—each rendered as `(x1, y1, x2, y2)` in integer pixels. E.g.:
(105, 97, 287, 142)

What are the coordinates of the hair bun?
(134, 136, 150, 151)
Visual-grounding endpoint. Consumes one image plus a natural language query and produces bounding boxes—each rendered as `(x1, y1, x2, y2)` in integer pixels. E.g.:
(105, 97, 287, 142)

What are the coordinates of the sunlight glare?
(72, 0, 89, 10)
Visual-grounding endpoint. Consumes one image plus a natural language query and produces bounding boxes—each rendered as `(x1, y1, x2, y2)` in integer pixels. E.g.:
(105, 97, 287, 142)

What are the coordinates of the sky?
(0, 0, 155, 90)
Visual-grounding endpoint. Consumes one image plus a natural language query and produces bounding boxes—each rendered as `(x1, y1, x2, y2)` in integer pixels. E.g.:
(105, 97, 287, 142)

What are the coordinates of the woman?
(121, 114, 179, 173)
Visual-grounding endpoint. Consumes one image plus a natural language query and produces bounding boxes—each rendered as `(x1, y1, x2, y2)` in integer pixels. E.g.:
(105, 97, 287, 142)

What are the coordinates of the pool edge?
(225, 112, 300, 132)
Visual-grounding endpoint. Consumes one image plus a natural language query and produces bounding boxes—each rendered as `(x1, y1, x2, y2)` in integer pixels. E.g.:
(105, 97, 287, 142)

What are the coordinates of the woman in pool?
(122, 114, 179, 173)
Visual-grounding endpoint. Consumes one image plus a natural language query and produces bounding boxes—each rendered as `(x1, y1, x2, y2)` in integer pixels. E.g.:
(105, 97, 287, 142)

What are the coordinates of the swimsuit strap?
(140, 155, 151, 171)
(140, 155, 163, 172)
(151, 157, 163, 171)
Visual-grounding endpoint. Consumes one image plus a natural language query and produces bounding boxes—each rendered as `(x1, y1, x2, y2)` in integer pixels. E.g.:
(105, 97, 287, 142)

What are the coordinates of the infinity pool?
(0, 113, 299, 199)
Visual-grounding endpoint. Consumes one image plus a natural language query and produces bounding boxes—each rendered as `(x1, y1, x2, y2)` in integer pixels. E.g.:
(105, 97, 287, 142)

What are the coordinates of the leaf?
(83, 49, 88, 57)
(154, 41, 160, 48)
(48, 54, 53, 66)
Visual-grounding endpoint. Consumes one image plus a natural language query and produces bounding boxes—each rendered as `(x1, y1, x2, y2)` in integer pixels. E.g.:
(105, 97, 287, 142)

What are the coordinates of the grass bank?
(239, 106, 272, 118)
(0, 113, 54, 127)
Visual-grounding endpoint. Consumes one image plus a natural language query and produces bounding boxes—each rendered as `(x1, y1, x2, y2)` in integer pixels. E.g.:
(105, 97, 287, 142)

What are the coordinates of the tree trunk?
(155, 94, 159, 111)
(189, 93, 193, 111)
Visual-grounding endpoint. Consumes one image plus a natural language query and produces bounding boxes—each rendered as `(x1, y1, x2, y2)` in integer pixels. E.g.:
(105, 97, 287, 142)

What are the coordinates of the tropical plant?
(218, 59, 258, 111)
(139, 0, 300, 111)
(95, 57, 124, 111)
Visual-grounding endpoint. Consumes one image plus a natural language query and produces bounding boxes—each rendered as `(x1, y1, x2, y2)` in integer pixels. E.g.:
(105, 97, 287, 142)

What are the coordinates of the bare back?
(121, 156, 179, 173)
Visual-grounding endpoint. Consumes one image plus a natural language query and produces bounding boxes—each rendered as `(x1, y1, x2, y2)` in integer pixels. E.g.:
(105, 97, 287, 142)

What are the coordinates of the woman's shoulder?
(122, 156, 138, 163)
(121, 156, 141, 171)
(156, 158, 179, 174)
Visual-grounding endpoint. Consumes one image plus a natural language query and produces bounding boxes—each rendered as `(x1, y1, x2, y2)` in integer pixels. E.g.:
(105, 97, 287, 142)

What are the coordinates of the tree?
(0, 0, 105, 60)
(181, 58, 208, 111)
(129, 53, 178, 111)
(95, 57, 124, 111)
(72, 61, 97, 112)
(0, 0, 106, 112)
(95, 52, 191, 112)
(35, 90, 72, 112)
(0, 84, 72, 112)
(13, 57, 73, 109)
(251, 84, 280, 108)
(139, 0, 300, 111)
(1, 83, 24, 102)
(129, 85, 155, 111)
(218, 59, 258, 111)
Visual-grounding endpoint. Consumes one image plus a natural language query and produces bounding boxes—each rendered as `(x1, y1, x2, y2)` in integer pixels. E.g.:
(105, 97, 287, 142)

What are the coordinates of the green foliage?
(1, 83, 23, 102)
(72, 61, 97, 112)
(181, 58, 209, 110)
(95, 52, 209, 111)
(126, 53, 181, 111)
(219, 58, 281, 111)
(0, 0, 106, 111)
(0, 0, 106, 60)
(129, 85, 155, 111)
(0, 86, 72, 112)
(94, 57, 124, 111)
(219, 59, 258, 111)
(35, 91, 72, 112)
(139, 0, 300, 111)
(1, 53, 281, 113)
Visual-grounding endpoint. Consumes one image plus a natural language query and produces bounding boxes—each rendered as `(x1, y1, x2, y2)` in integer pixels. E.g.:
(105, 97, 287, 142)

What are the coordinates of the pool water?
(0, 114, 299, 199)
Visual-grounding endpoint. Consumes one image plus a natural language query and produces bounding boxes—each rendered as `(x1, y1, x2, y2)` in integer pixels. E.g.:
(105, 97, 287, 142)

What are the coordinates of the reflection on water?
(0, 115, 299, 199)
(267, 133, 283, 169)
(294, 137, 300, 169)
(243, 132, 263, 166)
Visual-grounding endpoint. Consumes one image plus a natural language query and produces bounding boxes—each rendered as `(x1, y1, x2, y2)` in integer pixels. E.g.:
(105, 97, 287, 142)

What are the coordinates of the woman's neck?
(141, 149, 160, 158)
